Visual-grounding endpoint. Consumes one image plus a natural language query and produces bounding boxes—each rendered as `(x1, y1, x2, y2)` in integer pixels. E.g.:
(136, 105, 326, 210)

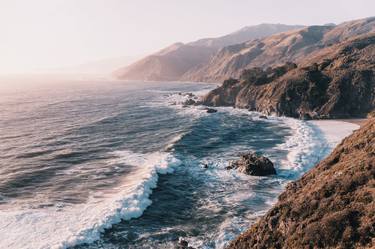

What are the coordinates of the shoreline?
(307, 119, 360, 148)
(330, 118, 368, 126)
(225, 118, 363, 248)
(228, 118, 374, 248)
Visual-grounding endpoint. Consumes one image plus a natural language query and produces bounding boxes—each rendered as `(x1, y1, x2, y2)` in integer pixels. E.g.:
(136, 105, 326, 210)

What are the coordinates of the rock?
(184, 92, 194, 98)
(205, 108, 218, 113)
(178, 239, 188, 248)
(183, 98, 196, 105)
(227, 152, 276, 176)
(259, 115, 268, 119)
(177, 239, 195, 249)
(300, 113, 312, 120)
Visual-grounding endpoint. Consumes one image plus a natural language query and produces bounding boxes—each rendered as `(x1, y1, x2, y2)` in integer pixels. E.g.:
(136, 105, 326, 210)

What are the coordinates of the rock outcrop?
(227, 152, 276, 176)
(114, 24, 303, 81)
(202, 34, 375, 119)
(205, 108, 218, 113)
(183, 17, 375, 83)
(227, 119, 375, 249)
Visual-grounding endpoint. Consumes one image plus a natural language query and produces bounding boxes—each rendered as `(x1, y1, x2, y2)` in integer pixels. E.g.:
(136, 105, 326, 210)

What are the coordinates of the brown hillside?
(202, 34, 375, 119)
(183, 17, 375, 83)
(227, 118, 375, 249)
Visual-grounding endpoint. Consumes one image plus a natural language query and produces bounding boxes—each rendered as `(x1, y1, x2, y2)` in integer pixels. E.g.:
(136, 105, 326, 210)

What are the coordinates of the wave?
(276, 118, 327, 172)
(0, 150, 181, 249)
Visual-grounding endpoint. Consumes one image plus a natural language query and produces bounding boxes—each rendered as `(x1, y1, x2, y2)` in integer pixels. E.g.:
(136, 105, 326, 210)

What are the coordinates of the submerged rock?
(183, 98, 196, 105)
(205, 108, 218, 113)
(227, 152, 276, 176)
(177, 239, 195, 249)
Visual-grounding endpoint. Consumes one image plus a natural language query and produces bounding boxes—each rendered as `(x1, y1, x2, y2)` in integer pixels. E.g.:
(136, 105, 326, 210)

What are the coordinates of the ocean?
(0, 80, 332, 249)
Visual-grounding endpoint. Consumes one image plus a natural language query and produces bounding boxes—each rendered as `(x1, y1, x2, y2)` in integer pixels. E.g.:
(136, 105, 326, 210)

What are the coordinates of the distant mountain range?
(114, 24, 304, 81)
(115, 17, 375, 85)
(183, 17, 375, 82)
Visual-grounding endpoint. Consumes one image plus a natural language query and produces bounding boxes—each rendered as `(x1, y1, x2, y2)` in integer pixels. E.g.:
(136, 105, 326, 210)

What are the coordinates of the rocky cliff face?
(114, 24, 303, 81)
(202, 35, 375, 119)
(183, 17, 375, 83)
(227, 118, 375, 249)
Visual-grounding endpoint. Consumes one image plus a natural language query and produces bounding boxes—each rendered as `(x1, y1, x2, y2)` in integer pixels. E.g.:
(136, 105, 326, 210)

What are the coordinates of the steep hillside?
(202, 34, 375, 119)
(227, 118, 375, 249)
(189, 23, 303, 48)
(114, 43, 216, 81)
(114, 24, 303, 81)
(183, 17, 375, 82)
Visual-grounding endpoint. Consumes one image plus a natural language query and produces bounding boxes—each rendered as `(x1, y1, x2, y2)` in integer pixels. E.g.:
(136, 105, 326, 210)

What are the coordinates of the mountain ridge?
(114, 24, 304, 81)
(182, 17, 375, 82)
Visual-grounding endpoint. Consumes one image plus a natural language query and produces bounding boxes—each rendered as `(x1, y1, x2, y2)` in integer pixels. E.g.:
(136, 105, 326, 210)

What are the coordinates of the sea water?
(0, 80, 331, 249)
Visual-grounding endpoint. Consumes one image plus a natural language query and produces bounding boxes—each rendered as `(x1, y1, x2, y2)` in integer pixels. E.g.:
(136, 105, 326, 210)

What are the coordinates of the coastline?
(330, 118, 368, 126)
(228, 119, 374, 248)
(308, 119, 360, 148)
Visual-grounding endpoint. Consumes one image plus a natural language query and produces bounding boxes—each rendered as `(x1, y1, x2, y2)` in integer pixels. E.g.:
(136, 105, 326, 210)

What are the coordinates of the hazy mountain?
(114, 24, 303, 81)
(183, 17, 375, 82)
(188, 23, 304, 48)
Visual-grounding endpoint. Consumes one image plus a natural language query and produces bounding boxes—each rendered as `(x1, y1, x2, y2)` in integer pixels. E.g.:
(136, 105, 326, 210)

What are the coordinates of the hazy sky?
(0, 0, 374, 74)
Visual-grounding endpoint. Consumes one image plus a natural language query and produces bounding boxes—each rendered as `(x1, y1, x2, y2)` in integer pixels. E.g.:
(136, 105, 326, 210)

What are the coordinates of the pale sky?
(0, 0, 374, 74)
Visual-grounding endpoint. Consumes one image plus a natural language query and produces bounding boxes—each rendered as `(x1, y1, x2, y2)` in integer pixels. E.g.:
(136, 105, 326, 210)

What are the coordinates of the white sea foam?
(276, 118, 322, 171)
(277, 118, 359, 172)
(164, 132, 187, 151)
(196, 107, 359, 249)
(0, 151, 181, 249)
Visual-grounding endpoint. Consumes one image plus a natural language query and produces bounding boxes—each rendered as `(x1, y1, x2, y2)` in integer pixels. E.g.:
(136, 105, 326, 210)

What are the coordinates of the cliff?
(227, 118, 375, 249)
(202, 34, 375, 119)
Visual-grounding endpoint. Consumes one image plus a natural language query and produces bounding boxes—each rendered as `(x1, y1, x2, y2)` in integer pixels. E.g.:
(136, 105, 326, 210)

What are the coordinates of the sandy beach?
(308, 120, 361, 149)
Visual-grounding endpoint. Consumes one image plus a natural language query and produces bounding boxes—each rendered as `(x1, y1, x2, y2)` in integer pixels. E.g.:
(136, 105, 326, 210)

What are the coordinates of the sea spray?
(0, 151, 181, 249)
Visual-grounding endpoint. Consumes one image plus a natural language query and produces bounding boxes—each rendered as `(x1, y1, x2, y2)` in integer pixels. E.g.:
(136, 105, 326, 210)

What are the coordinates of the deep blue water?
(0, 80, 324, 249)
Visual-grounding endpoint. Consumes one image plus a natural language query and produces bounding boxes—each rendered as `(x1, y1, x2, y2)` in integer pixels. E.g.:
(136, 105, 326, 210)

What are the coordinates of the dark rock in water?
(205, 108, 218, 113)
(227, 152, 276, 176)
(203, 163, 208, 169)
(300, 113, 312, 120)
(259, 115, 268, 119)
(183, 98, 196, 105)
(177, 239, 195, 249)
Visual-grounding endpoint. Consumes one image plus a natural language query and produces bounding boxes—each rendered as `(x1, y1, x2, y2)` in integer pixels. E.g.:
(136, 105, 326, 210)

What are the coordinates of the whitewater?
(0, 80, 358, 249)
